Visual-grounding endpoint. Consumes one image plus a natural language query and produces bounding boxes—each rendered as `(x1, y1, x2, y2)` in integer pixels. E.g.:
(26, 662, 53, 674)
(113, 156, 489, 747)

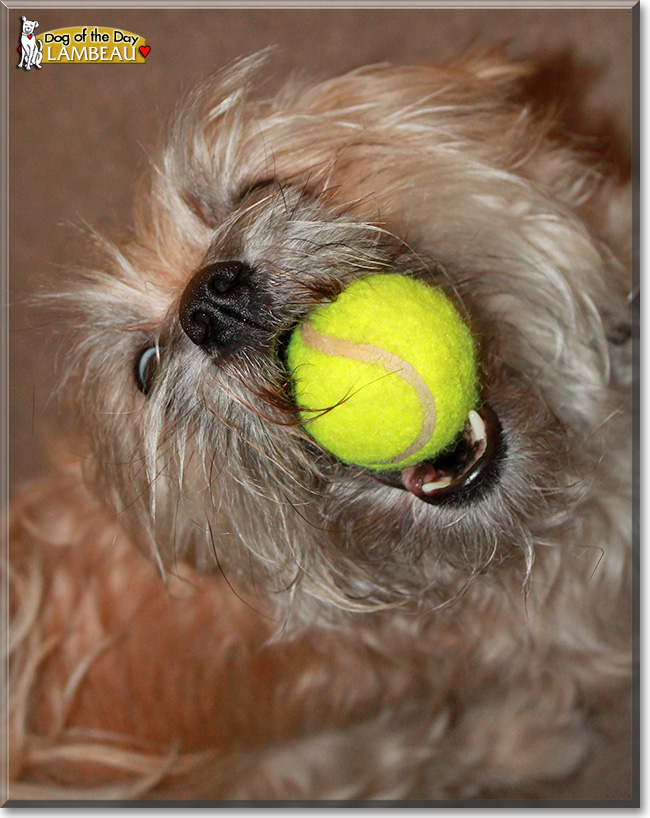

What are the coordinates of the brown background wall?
(8, 5, 634, 801)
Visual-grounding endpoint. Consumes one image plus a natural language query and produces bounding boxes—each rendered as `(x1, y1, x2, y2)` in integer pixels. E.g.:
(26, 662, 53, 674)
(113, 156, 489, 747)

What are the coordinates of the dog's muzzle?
(179, 261, 272, 351)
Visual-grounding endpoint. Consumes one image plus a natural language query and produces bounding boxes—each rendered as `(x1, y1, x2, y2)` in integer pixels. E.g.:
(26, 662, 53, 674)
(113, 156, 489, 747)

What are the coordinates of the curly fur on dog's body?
(9, 53, 632, 799)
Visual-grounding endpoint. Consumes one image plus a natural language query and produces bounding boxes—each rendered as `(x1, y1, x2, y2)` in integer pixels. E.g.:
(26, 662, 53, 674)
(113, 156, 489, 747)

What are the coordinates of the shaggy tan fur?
(9, 52, 632, 800)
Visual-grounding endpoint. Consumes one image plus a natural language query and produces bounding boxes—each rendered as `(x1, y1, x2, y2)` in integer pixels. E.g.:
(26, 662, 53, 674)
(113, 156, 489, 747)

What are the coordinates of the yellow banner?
(36, 26, 148, 64)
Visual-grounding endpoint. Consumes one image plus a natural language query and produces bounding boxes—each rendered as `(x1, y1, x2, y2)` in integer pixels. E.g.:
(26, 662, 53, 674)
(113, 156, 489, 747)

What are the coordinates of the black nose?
(179, 261, 262, 350)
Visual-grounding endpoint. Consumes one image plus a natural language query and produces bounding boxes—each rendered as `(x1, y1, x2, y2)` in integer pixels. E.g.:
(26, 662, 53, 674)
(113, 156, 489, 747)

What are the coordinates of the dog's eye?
(134, 346, 160, 396)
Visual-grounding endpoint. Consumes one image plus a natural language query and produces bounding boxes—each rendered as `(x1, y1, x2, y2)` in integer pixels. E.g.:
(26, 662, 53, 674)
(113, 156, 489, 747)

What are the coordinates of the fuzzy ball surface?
(287, 274, 479, 471)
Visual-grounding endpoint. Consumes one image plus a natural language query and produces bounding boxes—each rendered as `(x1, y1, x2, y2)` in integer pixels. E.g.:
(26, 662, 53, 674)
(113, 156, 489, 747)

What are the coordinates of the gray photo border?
(0, 0, 639, 809)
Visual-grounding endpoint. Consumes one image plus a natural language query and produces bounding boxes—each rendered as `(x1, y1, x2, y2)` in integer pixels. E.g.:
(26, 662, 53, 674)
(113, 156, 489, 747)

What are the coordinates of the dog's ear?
(21, 16, 26, 22)
(34, 21, 39, 29)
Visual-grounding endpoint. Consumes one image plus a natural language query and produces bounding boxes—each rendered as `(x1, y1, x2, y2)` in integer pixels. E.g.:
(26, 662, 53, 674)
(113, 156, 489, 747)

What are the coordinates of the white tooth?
(468, 409, 486, 443)
(422, 477, 453, 493)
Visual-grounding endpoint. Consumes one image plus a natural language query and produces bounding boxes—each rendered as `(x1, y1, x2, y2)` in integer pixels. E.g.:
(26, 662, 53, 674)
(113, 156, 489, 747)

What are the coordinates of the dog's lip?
(369, 403, 504, 505)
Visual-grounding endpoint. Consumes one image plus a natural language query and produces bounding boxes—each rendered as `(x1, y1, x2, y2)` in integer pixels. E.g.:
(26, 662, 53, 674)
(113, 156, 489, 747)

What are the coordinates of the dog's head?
(21, 17, 38, 36)
(56, 53, 630, 624)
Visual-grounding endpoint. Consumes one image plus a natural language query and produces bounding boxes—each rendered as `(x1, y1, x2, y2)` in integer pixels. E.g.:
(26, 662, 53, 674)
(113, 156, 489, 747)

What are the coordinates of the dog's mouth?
(369, 403, 504, 505)
(277, 325, 504, 506)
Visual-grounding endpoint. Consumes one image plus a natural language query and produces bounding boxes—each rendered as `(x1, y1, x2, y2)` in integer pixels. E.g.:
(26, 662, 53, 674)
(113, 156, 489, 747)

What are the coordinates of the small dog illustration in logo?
(17, 17, 43, 70)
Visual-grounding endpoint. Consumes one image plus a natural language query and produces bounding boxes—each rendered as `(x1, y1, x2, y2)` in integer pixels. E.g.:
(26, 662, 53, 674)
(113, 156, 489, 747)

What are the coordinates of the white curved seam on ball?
(300, 322, 437, 465)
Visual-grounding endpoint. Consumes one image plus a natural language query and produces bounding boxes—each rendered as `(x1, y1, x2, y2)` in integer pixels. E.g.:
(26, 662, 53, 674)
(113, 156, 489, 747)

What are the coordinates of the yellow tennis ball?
(287, 274, 479, 471)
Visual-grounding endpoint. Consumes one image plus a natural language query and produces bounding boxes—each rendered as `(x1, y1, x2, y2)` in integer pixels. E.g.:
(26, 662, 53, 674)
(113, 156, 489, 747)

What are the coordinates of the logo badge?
(17, 20, 150, 67)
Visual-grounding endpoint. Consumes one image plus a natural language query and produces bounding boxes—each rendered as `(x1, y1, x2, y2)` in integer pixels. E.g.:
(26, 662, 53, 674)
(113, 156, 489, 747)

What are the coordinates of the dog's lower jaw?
(370, 402, 504, 506)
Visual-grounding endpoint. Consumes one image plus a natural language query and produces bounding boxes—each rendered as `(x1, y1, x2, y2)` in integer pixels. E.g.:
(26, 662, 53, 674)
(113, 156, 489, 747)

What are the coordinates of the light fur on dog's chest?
(10, 459, 629, 799)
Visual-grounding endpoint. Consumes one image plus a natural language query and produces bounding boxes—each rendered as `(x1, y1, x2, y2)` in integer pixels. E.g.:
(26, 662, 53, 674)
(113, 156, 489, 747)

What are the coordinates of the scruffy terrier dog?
(9, 53, 632, 800)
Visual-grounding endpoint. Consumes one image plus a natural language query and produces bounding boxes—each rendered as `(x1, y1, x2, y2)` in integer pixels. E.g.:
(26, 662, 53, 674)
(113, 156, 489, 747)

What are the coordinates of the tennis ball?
(287, 274, 479, 471)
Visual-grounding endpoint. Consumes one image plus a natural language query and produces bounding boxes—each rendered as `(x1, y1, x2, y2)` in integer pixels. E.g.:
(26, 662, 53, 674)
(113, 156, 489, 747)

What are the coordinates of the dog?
(9, 52, 633, 800)
(17, 17, 43, 71)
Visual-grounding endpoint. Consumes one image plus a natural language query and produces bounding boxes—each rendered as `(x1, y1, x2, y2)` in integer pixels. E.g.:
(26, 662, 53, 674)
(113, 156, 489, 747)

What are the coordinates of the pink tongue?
(400, 462, 445, 496)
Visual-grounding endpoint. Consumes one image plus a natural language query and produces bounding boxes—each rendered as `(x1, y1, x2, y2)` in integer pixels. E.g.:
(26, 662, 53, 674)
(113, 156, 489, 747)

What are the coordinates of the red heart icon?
(17, 46, 21, 53)
(139, 45, 150, 58)
(27, 34, 33, 39)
